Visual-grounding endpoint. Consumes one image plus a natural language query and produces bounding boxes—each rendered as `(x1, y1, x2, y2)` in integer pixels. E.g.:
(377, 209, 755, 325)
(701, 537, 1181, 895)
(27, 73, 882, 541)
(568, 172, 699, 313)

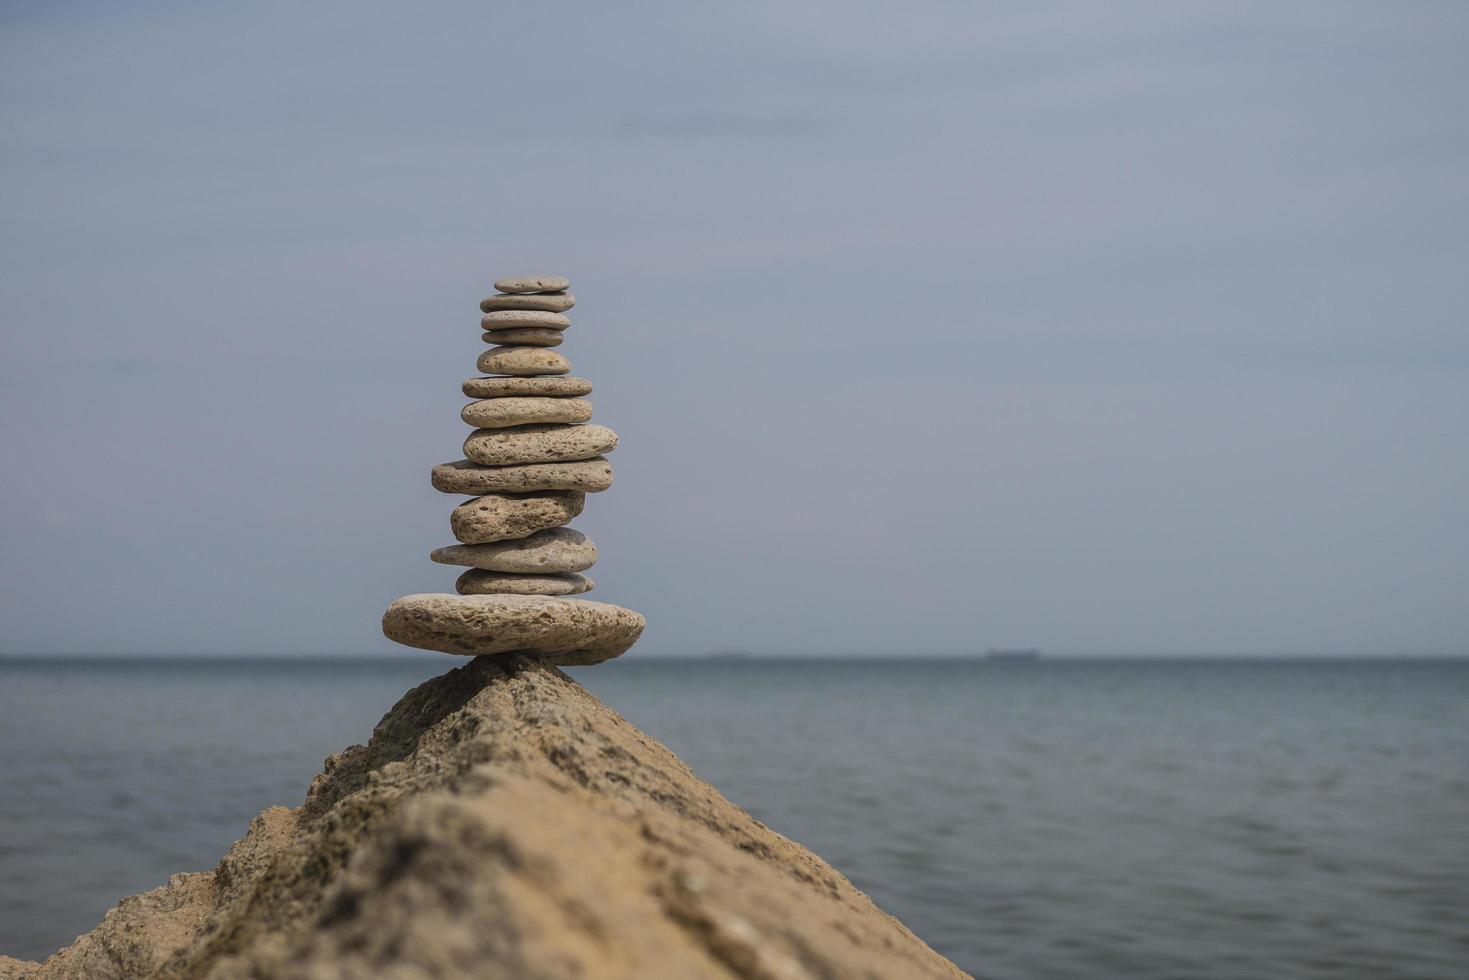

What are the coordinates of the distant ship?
(984, 648, 1041, 662)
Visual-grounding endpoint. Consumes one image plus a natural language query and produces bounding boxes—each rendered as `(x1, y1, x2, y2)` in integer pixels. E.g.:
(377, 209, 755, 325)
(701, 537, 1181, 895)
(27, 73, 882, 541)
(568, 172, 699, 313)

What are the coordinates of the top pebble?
(495, 275, 570, 294)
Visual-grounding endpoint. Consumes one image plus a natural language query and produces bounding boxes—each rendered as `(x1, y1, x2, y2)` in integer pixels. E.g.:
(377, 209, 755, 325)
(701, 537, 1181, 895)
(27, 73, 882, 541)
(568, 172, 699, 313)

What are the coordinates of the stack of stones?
(382, 275, 645, 665)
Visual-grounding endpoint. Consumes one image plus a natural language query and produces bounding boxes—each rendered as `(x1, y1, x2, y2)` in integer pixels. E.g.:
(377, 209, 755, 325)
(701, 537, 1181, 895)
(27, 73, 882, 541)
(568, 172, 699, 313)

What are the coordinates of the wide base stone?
(382, 594, 644, 664)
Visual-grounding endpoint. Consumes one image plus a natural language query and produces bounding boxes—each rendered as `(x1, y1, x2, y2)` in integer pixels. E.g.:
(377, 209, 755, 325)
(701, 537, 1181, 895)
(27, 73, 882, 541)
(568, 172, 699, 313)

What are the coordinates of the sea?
(1, 657, 1466, 979)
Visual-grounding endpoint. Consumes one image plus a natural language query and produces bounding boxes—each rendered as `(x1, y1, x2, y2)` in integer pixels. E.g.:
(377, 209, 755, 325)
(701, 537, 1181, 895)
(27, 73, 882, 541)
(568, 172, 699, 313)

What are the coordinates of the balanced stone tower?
(382, 275, 645, 664)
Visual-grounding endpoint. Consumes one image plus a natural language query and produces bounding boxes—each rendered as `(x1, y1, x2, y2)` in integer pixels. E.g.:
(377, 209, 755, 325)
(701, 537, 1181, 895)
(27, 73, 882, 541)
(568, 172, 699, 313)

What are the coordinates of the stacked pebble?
(382, 276, 645, 665)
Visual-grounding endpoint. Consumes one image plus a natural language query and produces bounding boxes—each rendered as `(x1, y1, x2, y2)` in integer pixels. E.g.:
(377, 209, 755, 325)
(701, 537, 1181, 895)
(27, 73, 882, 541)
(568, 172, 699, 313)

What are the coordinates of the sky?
(1, 1, 1466, 657)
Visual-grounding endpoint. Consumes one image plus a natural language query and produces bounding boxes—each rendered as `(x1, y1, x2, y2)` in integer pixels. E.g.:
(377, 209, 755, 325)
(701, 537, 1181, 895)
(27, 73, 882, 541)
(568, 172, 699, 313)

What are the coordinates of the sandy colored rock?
(462, 375, 594, 398)
(383, 594, 638, 661)
(495, 274, 570, 293)
(13, 658, 968, 979)
(480, 310, 571, 331)
(479, 291, 575, 313)
(450, 490, 584, 544)
(461, 397, 593, 429)
(477, 346, 570, 376)
(0, 958, 36, 979)
(481, 327, 563, 347)
(463, 423, 617, 466)
(431, 527, 597, 573)
(432, 457, 614, 494)
(455, 570, 594, 596)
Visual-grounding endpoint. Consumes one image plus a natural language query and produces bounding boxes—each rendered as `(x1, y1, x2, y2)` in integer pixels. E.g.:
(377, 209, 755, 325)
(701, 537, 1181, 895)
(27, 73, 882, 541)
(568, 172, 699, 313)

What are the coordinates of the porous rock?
(7, 658, 968, 979)
(382, 594, 639, 661)
(477, 346, 570, 376)
(455, 570, 594, 595)
(431, 457, 614, 494)
(463, 423, 617, 466)
(450, 490, 585, 544)
(462, 376, 594, 399)
(461, 397, 593, 429)
(430, 526, 597, 573)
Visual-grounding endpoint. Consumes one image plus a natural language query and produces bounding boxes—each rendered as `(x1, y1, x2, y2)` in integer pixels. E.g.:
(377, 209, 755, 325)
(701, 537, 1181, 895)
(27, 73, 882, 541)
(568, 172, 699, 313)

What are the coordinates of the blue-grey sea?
(1, 658, 1466, 978)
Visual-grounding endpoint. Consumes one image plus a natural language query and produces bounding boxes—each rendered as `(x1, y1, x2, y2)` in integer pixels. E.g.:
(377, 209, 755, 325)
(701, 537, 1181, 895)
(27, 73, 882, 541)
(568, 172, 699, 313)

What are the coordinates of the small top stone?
(495, 275, 570, 294)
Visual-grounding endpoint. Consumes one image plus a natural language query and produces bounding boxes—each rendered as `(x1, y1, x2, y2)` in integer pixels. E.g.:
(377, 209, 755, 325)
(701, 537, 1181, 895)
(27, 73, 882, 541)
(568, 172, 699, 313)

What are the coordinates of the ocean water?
(1, 658, 1466, 978)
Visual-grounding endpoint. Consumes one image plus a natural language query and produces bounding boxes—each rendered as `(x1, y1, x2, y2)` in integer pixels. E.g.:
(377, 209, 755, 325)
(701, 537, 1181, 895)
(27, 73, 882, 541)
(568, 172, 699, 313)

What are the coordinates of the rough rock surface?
(462, 376, 593, 399)
(481, 327, 564, 347)
(455, 570, 594, 595)
(477, 346, 571, 377)
(463, 423, 617, 467)
(479, 291, 575, 313)
(450, 491, 585, 544)
(431, 527, 597, 574)
(431, 457, 614, 494)
(382, 595, 641, 661)
(461, 397, 594, 429)
(3, 658, 966, 979)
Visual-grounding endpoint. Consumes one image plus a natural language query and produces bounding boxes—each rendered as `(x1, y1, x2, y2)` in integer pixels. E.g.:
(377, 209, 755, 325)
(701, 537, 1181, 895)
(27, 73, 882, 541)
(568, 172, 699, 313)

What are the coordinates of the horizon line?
(2, 653, 1466, 664)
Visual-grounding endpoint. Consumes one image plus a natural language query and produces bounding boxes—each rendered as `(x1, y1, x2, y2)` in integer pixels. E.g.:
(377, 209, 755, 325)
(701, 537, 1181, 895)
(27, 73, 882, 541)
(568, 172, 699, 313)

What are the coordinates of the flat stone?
(450, 491, 585, 544)
(463, 424, 617, 466)
(430, 527, 597, 573)
(481, 290, 572, 314)
(480, 291, 575, 313)
(478, 347, 570, 376)
(432, 457, 614, 494)
(462, 376, 594, 399)
(494, 275, 571, 294)
(480, 310, 571, 331)
(461, 397, 593, 429)
(456, 570, 594, 596)
(381, 594, 642, 663)
(482, 328, 563, 347)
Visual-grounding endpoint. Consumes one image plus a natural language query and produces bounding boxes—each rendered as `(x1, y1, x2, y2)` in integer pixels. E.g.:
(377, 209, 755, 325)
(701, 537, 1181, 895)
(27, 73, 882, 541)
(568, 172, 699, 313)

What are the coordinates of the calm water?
(1, 658, 1466, 978)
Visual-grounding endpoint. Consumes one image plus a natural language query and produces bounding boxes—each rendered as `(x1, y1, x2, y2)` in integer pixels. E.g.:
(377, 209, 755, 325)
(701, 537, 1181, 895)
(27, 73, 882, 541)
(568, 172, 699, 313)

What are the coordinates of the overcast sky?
(2, 1, 1465, 657)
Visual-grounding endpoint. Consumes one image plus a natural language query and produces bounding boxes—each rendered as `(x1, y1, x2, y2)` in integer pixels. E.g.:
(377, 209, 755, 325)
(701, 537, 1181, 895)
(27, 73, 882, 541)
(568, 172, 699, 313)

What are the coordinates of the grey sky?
(2, 1, 1466, 657)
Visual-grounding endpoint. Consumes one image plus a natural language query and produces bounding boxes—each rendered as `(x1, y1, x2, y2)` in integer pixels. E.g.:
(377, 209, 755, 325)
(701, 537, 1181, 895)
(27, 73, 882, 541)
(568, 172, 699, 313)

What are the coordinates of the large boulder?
(5, 657, 968, 979)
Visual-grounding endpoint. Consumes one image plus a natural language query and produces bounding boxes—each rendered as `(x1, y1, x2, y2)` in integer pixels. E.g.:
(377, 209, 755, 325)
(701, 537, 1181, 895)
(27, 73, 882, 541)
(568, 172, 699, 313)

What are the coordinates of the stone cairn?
(382, 275, 645, 664)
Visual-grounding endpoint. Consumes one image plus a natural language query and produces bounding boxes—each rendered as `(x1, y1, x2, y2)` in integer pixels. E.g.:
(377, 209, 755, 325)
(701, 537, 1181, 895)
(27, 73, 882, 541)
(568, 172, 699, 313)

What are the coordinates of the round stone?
(461, 397, 593, 429)
(462, 376, 593, 399)
(450, 491, 585, 544)
(480, 310, 571, 331)
(481, 328, 563, 347)
(381, 593, 643, 663)
(430, 527, 597, 573)
(463, 424, 617, 466)
(431, 457, 614, 494)
(455, 570, 594, 596)
(478, 347, 570, 376)
(494, 275, 571, 294)
(480, 292, 575, 313)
